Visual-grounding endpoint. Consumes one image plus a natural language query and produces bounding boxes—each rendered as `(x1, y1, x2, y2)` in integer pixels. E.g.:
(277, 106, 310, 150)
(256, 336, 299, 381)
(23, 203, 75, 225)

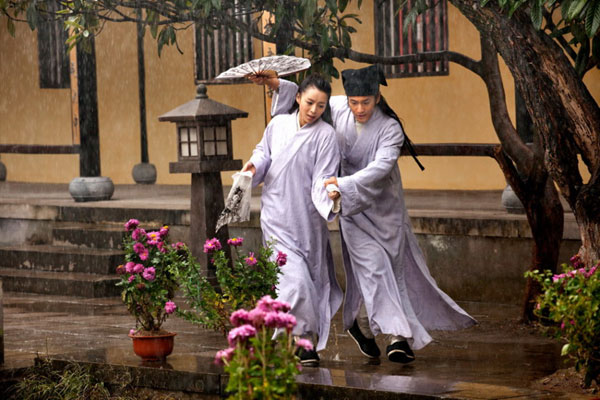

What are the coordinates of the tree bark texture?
(450, 0, 600, 265)
(479, 36, 563, 319)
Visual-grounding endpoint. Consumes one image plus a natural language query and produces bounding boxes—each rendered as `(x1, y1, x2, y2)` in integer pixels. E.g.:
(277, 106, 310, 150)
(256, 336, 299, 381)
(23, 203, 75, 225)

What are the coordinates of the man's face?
(348, 94, 380, 123)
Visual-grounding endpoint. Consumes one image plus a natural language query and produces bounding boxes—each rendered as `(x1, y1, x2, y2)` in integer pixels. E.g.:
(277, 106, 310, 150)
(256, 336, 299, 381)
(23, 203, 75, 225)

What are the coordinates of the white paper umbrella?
(215, 55, 311, 80)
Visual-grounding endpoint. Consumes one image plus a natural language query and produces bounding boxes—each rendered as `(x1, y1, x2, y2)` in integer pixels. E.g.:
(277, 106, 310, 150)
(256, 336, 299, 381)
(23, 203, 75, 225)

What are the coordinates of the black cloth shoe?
(386, 340, 415, 364)
(347, 319, 381, 358)
(295, 347, 320, 367)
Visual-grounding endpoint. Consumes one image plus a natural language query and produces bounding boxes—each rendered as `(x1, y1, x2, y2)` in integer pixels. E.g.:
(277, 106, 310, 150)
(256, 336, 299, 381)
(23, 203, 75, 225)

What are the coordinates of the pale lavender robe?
(273, 80, 476, 350)
(249, 111, 343, 351)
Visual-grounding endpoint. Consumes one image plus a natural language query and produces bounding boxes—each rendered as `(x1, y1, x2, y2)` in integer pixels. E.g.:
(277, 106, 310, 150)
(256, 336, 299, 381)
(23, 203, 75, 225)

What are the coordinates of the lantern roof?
(158, 84, 248, 122)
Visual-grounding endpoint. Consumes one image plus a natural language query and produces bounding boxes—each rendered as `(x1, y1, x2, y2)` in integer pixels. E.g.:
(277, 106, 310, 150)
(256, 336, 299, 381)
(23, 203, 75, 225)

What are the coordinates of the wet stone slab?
(0, 293, 584, 399)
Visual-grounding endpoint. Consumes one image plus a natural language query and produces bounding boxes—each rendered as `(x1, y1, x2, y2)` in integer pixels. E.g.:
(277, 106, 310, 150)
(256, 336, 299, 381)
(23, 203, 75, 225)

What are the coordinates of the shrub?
(176, 237, 284, 335)
(214, 296, 311, 399)
(526, 255, 600, 387)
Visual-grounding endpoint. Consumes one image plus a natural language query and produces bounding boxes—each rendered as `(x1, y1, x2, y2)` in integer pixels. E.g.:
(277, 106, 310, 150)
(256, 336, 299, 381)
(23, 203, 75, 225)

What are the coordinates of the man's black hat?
(342, 65, 387, 96)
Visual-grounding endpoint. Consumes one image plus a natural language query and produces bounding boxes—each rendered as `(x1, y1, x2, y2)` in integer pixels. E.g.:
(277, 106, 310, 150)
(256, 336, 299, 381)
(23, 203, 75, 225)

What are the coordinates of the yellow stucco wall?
(1, 1, 598, 189)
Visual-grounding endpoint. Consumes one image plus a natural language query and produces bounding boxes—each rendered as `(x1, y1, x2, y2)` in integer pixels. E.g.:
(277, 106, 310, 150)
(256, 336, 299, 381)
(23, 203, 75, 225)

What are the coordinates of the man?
(259, 65, 476, 363)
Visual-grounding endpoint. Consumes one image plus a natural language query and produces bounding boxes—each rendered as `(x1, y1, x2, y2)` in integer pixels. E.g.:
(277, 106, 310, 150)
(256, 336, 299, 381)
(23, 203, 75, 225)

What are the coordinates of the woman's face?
(348, 94, 380, 123)
(296, 87, 329, 127)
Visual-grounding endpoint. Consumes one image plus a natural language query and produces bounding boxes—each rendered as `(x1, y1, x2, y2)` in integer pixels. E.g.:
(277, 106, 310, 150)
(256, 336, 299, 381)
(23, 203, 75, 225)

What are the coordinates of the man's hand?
(241, 161, 256, 176)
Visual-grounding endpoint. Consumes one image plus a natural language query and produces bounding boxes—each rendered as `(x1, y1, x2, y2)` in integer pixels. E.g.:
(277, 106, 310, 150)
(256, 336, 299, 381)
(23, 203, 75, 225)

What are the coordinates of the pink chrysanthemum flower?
(125, 261, 135, 274)
(159, 226, 169, 238)
(133, 242, 146, 254)
(146, 231, 161, 246)
(172, 242, 185, 250)
(227, 324, 257, 347)
(133, 263, 145, 274)
(142, 267, 156, 281)
(245, 252, 258, 266)
(124, 219, 139, 231)
(248, 308, 266, 327)
(227, 237, 244, 247)
(257, 295, 275, 312)
(264, 311, 297, 329)
(128, 275, 136, 283)
(164, 301, 177, 314)
(214, 347, 235, 366)
(203, 238, 222, 253)
(295, 338, 314, 352)
(131, 228, 146, 241)
(276, 251, 287, 266)
(230, 309, 251, 327)
(271, 299, 291, 313)
(139, 249, 149, 261)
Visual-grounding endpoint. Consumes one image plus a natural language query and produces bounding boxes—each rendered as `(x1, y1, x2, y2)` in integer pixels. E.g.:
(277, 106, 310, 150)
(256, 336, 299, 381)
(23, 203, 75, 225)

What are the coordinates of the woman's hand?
(324, 177, 338, 187)
(247, 74, 280, 91)
(241, 161, 256, 176)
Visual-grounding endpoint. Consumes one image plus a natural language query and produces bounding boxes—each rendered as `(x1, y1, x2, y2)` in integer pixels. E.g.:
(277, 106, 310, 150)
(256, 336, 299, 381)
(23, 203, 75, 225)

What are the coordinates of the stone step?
(0, 244, 124, 275)
(57, 205, 189, 225)
(51, 222, 184, 249)
(52, 223, 130, 249)
(0, 268, 121, 297)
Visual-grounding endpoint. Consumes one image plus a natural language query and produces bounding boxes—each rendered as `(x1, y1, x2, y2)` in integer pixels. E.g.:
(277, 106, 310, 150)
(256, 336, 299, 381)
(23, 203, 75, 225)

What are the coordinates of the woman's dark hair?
(288, 74, 333, 125)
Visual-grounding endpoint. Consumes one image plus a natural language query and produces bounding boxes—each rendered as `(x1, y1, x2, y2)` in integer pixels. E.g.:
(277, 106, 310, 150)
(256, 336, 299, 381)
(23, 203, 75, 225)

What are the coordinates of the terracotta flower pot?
(129, 332, 177, 361)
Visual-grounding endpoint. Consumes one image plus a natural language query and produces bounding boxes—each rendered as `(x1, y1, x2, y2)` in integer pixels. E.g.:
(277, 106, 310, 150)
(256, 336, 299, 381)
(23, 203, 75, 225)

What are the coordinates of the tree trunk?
(479, 36, 563, 319)
(574, 171, 600, 266)
(450, 0, 600, 264)
(521, 177, 563, 320)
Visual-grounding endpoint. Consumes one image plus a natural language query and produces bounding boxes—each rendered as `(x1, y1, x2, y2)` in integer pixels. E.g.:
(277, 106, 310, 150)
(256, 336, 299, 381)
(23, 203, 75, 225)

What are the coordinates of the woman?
(242, 74, 342, 367)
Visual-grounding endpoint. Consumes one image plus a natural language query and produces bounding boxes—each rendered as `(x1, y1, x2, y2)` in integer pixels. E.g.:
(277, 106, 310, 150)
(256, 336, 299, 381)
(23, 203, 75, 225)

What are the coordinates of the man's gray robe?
(273, 80, 476, 350)
(249, 111, 342, 351)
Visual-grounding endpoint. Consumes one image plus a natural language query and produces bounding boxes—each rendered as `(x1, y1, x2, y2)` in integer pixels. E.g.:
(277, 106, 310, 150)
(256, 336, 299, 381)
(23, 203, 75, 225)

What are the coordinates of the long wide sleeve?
(311, 127, 341, 222)
(271, 79, 299, 116)
(248, 124, 273, 186)
(337, 122, 405, 216)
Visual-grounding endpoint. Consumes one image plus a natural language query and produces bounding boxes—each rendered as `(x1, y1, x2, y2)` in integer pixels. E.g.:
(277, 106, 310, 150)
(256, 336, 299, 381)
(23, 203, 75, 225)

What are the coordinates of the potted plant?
(177, 237, 285, 335)
(116, 218, 192, 361)
(215, 295, 311, 399)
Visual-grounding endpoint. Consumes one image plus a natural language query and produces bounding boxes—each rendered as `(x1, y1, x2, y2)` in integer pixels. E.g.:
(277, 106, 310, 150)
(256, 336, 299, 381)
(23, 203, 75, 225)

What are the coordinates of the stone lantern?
(159, 84, 248, 272)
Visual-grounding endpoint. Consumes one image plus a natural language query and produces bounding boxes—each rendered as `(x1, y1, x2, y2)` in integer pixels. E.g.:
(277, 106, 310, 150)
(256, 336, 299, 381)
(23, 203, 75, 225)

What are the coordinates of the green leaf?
(480, 0, 491, 7)
(508, 0, 527, 18)
(585, 0, 600, 37)
(7, 16, 15, 36)
(567, 0, 587, 20)
(574, 38, 590, 76)
(339, 0, 348, 13)
(531, 0, 543, 30)
(561, 343, 571, 356)
(26, 3, 38, 31)
(326, 0, 337, 13)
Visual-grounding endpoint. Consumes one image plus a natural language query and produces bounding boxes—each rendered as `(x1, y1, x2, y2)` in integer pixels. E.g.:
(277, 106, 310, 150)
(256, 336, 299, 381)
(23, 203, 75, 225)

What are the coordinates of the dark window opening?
(195, 5, 255, 83)
(37, 0, 70, 89)
(375, 0, 449, 78)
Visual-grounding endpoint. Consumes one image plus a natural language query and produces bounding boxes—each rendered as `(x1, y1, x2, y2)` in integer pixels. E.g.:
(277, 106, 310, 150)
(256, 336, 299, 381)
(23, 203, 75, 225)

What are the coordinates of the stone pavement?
(0, 292, 584, 399)
(0, 182, 589, 398)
